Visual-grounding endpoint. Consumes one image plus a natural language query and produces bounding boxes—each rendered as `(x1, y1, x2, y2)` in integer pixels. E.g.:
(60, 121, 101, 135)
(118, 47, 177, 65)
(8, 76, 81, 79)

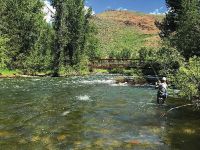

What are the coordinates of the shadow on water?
(0, 75, 200, 149)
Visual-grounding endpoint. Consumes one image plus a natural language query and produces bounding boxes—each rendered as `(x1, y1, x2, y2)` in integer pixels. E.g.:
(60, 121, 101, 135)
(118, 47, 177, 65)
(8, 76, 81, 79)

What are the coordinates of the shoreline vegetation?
(0, 68, 149, 85)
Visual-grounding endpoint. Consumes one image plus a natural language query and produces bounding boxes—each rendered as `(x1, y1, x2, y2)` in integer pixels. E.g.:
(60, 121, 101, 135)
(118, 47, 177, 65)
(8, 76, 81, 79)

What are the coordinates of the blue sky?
(85, 0, 167, 14)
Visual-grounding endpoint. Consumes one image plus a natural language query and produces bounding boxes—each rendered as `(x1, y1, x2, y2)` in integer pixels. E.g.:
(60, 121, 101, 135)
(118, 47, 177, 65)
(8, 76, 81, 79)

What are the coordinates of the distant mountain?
(91, 10, 164, 57)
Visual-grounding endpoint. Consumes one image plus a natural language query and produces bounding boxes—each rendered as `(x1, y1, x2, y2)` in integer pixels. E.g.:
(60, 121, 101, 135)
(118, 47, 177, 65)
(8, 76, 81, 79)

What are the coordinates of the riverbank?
(0, 69, 90, 78)
(0, 69, 158, 87)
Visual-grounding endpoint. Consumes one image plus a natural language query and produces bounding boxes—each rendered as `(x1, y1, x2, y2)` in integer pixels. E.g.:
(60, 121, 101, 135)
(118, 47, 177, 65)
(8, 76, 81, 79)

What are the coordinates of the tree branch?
(161, 104, 193, 117)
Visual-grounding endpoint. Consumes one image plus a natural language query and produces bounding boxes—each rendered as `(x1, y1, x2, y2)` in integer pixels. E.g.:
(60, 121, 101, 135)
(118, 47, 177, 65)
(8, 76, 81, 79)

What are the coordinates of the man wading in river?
(156, 77, 168, 104)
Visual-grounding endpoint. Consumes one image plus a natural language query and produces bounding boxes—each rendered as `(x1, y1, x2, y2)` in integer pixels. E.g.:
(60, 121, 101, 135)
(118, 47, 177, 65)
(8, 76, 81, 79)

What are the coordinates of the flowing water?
(0, 75, 200, 150)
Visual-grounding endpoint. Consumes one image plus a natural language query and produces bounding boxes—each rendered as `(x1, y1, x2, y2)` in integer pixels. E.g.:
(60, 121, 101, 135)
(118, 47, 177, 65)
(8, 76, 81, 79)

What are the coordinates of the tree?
(157, 0, 200, 60)
(52, 0, 95, 76)
(173, 57, 200, 107)
(173, 0, 200, 60)
(156, 0, 183, 38)
(64, 0, 85, 66)
(85, 23, 101, 60)
(0, 0, 45, 69)
(156, 44, 184, 76)
(51, 0, 68, 76)
(0, 36, 10, 69)
(23, 23, 54, 74)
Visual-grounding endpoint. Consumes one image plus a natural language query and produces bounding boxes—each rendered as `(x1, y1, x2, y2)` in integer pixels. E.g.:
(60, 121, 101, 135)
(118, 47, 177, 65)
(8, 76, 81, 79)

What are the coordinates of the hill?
(91, 10, 164, 58)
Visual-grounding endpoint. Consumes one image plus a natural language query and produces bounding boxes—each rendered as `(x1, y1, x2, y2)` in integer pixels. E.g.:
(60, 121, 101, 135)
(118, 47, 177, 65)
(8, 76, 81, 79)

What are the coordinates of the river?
(0, 75, 200, 150)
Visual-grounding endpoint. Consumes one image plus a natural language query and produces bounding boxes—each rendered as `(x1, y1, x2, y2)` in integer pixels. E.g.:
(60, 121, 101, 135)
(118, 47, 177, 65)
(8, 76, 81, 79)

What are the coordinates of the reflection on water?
(0, 75, 200, 150)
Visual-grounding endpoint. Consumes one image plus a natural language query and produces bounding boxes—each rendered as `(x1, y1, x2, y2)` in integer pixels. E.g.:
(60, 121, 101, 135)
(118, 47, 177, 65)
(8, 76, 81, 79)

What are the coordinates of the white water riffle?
(79, 79, 129, 87)
(80, 79, 115, 85)
(76, 95, 92, 101)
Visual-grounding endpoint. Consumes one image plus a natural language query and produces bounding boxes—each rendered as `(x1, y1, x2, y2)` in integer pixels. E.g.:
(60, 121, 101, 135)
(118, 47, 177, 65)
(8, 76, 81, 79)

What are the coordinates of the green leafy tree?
(173, 57, 200, 106)
(156, 0, 183, 38)
(85, 23, 101, 60)
(156, 43, 184, 76)
(138, 47, 156, 61)
(23, 24, 54, 74)
(173, 0, 200, 60)
(0, 0, 45, 68)
(52, 0, 68, 76)
(64, 0, 85, 66)
(52, 0, 95, 75)
(157, 0, 200, 60)
(0, 36, 10, 68)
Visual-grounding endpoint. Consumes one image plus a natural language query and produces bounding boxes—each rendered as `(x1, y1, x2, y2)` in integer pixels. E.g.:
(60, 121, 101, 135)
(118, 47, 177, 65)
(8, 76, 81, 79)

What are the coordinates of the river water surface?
(0, 75, 200, 150)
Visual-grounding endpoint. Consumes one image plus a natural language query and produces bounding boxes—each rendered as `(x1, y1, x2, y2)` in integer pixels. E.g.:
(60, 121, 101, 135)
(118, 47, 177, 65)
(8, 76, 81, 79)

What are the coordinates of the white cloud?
(43, 0, 55, 23)
(106, 6, 111, 9)
(150, 7, 166, 15)
(117, 7, 128, 11)
(84, 6, 95, 15)
(43, 1, 95, 23)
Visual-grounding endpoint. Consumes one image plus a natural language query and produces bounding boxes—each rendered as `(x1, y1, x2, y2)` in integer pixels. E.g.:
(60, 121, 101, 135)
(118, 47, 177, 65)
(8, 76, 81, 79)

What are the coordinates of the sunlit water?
(0, 75, 200, 150)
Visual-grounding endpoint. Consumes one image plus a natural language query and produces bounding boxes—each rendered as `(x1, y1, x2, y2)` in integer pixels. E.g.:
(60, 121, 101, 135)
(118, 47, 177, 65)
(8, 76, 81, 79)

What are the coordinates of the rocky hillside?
(91, 10, 164, 57)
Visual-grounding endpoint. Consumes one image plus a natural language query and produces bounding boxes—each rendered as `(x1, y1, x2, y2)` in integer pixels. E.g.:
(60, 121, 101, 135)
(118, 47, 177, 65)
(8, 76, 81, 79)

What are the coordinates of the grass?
(91, 10, 162, 58)
(93, 69, 109, 74)
(0, 69, 20, 76)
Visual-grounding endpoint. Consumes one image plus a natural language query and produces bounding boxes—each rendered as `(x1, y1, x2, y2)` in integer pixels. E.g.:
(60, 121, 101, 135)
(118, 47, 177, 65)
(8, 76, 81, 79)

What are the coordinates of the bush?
(0, 37, 10, 69)
(156, 45, 184, 76)
(138, 47, 156, 61)
(74, 55, 90, 75)
(172, 57, 200, 101)
(119, 48, 132, 59)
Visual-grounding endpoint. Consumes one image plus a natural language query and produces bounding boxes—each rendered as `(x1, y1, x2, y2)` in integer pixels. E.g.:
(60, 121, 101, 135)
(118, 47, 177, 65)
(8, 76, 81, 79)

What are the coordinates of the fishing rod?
(150, 61, 160, 81)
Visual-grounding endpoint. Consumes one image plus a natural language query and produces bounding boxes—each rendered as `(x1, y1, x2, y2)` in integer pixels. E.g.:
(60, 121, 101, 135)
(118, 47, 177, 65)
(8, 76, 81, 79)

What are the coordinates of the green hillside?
(91, 10, 164, 58)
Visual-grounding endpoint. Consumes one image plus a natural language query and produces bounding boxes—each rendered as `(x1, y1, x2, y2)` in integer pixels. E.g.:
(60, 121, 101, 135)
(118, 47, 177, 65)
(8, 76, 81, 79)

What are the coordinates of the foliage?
(0, 36, 10, 68)
(64, 0, 85, 66)
(52, 0, 95, 76)
(74, 55, 89, 75)
(157, 0, 200, 60)
(172, 0, 200, 60)
(51, 0, 68, 76)
(138, 47, 157, 61)
(0, 0, 45, 68)
(156, 0, 182, 38)
(22, 23, 54, 75)
(0, 69, 19, 76)
(156, 44, 184, 76)
(172, 57, 200, 103)
(108, 48, 133, 59)
(155, 0, 200, 105)
(92, 16, 157, 58)
(118, 49, 132, 59)
(108, 50, 117, 58)
(137, 45, 184, 76)
(85, 23, 102, 60)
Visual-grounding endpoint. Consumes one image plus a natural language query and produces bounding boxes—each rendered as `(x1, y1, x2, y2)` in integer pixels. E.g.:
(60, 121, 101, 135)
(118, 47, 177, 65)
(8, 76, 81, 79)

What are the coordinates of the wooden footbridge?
(89, 58, 154, 69)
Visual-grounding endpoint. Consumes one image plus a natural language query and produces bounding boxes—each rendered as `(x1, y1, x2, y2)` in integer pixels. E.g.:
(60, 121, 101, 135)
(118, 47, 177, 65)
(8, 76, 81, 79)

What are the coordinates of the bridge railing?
(89, 58, 150, 69)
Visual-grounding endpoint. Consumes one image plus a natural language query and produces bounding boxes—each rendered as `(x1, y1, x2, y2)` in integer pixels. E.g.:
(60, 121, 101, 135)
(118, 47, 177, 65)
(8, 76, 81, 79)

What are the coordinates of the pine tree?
(173, 0, 200, 59)
(156, 0, 183, 38)
(157, 0, 200, 59)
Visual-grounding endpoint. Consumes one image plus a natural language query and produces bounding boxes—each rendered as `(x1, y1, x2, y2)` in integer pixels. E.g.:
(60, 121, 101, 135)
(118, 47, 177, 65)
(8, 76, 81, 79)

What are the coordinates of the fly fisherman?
(156, 77, 168, 104)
